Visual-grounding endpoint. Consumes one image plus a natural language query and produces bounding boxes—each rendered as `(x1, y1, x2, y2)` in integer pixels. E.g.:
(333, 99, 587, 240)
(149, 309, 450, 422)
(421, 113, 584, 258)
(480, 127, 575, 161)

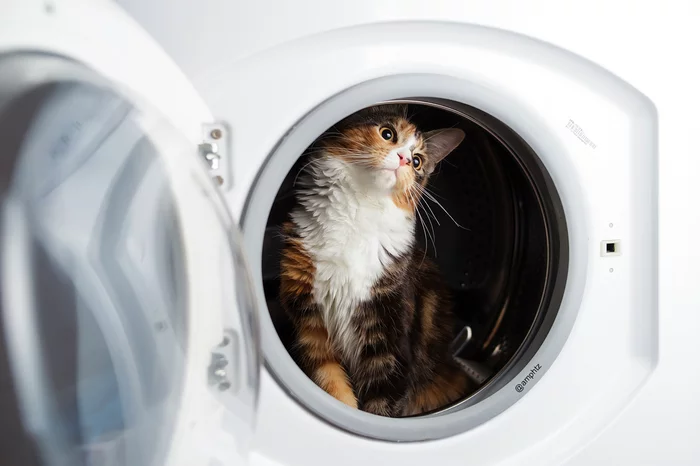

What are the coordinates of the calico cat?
(279, 104, 472, 417)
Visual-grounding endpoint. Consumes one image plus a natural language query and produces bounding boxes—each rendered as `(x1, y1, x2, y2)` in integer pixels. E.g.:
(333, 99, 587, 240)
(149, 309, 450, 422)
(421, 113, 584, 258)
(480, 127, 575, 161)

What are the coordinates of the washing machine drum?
(0, 55, 260, 466)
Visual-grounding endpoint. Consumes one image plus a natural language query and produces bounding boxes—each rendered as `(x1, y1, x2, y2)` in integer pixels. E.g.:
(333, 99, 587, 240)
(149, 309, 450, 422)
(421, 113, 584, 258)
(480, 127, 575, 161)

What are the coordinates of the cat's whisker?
(413, 205, 430, 265)
(417, 189, 441, 228)
(410, 185, 437, 258)
(420, 204, 438, 257)
(405, 187, 424, 240)
(302, 149, 331, 156)
(420, 189, 471, 232)
(293, 159, 324, 186)
(418, 204, 437, 258)
(422, 185, 448, 201)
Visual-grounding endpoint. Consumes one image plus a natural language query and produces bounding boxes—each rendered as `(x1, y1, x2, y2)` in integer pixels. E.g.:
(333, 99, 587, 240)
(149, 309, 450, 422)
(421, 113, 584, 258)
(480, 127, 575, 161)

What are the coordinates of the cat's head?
(319, 104, 465, 211)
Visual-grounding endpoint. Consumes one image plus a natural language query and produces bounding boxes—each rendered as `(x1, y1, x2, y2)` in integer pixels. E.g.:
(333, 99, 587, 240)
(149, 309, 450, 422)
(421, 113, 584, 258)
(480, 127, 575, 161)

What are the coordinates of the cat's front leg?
(401, 361, 471, 416)
(296, 315, 357, 408)
(352, 300, 410, 417)
(280, 223, 357, 409)
(283, 292, 357, 408)
(355, 353, 408, 417)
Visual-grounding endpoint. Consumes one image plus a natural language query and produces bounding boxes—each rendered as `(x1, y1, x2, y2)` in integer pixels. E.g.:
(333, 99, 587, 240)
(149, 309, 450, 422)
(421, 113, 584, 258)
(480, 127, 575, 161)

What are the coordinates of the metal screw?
(609, 223, 614, 228)
(609, 268, 614, 273)
(210, 128, 223, 140)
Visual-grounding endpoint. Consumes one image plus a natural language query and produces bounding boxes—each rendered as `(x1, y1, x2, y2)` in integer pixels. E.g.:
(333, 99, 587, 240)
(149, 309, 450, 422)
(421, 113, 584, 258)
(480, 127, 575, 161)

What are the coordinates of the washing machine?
(3, 0, 700, 465)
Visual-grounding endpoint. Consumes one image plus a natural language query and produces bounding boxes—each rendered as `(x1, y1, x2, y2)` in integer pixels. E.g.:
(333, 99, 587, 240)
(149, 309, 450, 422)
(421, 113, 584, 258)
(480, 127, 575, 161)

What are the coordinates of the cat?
(279, 104, 472, 417)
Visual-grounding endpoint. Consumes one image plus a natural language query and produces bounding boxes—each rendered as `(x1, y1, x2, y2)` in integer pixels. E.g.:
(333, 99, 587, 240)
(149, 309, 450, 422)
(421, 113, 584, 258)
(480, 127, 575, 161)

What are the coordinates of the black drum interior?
(260, 101, 567, 408)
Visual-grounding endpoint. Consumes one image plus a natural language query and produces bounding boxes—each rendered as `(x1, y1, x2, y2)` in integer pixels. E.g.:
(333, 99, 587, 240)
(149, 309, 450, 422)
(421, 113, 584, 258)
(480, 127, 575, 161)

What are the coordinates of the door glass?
(0, 61, 259, 466)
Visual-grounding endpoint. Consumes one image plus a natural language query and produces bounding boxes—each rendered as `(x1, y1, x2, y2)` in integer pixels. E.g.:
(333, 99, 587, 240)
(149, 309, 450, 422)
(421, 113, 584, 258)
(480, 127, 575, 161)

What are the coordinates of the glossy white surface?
(115, 0, 700, 464)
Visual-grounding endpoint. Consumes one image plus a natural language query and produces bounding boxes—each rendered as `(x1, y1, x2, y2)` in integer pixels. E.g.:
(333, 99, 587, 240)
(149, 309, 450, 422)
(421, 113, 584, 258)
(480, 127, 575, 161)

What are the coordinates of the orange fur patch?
(280, 224, 316, 302)
(420, 292, 438, 345)
(298, 326, 331, 353)
(315, 362, 358, 408)
(392, 174, 428, 212)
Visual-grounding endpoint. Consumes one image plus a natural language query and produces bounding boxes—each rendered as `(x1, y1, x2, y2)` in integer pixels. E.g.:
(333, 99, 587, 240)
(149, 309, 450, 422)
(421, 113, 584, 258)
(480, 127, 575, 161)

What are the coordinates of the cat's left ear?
(423, 128, 466, 165)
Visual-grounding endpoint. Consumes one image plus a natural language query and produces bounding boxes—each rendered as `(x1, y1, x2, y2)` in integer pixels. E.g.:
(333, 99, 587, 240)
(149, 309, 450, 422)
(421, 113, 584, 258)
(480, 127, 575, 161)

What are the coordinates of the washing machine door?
(0, 53, 260, 466)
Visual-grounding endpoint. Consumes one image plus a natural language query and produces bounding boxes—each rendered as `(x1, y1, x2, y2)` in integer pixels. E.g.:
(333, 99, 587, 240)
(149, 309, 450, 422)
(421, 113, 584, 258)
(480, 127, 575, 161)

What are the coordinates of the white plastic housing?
(189, 21, 657, 465)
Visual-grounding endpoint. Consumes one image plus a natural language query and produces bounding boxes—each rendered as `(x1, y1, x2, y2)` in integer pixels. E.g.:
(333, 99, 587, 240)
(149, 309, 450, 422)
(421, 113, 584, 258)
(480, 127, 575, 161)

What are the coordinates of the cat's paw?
(361, 398, 392, 417)
(335, 390, 359, 409)
(315, 362, 358, 409)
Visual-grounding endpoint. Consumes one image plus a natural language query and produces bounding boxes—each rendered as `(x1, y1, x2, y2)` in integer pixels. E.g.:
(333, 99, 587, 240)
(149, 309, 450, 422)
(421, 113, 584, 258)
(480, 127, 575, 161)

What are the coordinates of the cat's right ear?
(424, 128, 466, 164)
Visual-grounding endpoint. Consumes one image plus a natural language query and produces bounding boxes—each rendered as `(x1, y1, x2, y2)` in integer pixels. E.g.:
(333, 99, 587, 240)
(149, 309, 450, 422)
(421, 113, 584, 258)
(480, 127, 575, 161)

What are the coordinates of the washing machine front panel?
(181, 21, 660, 462)
(0, 2, 261, 466)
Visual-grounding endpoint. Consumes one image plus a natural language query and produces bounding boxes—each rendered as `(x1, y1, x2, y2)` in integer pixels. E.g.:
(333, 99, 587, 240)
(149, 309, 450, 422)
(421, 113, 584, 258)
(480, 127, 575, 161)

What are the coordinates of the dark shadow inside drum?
(261, 101, 567, 414)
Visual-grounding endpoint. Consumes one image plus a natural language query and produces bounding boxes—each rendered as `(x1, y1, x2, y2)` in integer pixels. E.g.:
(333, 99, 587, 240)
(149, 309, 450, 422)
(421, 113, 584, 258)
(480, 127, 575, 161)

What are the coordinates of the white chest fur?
(291, 158, 415, 360)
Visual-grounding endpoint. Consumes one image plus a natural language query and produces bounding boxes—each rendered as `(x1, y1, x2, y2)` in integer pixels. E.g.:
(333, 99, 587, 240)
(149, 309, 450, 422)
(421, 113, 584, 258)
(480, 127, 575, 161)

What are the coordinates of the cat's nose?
(397, 152, 410, 166)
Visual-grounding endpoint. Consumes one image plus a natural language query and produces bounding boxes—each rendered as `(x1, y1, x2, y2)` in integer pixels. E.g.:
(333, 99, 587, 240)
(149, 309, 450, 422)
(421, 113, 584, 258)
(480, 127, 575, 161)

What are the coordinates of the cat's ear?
(423, 128, 466, 164)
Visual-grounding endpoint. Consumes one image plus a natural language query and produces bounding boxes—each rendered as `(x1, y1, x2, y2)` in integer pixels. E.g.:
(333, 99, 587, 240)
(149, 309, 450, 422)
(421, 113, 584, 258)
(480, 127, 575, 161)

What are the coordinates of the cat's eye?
(412, 155, 423, 170)
(379, 127, 394, 141)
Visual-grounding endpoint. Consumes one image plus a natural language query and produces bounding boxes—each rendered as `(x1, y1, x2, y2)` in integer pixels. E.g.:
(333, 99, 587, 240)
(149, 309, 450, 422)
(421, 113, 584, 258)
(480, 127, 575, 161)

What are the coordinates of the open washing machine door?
(0, 2, 260, 466)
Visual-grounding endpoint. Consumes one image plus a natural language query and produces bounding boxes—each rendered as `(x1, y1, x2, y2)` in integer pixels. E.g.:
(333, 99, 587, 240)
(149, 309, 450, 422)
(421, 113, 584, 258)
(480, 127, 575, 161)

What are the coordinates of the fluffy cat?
(279, 104, 472, 417)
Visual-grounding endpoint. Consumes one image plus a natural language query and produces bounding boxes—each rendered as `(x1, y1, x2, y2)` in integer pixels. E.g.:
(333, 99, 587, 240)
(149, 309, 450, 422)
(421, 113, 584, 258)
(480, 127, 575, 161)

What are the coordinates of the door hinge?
(198, 122, 231, 190)
(207, 329, 239, 394)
